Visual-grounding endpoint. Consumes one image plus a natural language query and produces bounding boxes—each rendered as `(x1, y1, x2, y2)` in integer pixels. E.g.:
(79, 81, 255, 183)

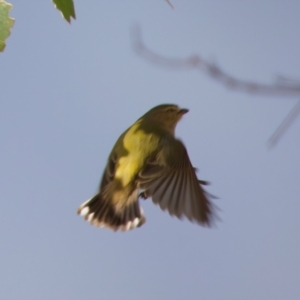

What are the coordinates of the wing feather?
(138, 138, 216, 226)
(167, 169, 183, 217)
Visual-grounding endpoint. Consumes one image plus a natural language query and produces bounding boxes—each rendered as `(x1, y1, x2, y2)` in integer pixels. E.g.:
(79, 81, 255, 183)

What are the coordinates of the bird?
(77, 104, 216, 231)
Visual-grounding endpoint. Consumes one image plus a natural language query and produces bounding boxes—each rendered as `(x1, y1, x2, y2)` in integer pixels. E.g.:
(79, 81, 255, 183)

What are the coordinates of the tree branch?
(268, 99, 300, 148)
(131, 26, 300, 146)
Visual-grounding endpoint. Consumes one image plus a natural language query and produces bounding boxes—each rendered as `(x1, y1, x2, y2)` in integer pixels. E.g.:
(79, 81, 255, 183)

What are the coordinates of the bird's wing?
(99, 153, 117, 191)
(138, 139, 217, 226)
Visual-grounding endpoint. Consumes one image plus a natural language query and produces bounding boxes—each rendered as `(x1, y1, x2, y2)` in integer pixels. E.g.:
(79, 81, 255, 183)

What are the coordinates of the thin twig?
(165, 0, 174, 9)
(132, 26, 300, 97)
(268, 99, 300, 148)
(131, 26, 300, 146)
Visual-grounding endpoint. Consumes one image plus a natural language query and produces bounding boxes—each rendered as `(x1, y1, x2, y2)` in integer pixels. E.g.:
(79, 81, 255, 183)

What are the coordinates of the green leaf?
(52, 0, 76, 23)
(0, 0, 14, 52)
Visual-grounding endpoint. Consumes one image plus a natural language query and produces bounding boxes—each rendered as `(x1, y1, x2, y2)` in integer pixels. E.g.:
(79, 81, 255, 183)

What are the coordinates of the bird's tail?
(77, 194, 146, 231)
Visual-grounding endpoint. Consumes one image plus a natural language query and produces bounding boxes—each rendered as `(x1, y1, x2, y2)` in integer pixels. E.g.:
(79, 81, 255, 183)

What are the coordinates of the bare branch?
(132, 26, 300, 98)
(131, 26, 300, 147)
(165, 0, 174, 9)
(268, 99, 300, 148)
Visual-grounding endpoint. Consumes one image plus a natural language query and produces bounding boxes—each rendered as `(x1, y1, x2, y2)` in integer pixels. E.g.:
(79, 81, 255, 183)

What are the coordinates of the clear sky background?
(1, 1, 300, 299)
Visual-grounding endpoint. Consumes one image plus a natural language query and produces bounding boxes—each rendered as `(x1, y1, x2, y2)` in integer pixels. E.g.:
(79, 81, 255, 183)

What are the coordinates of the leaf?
(0, 0, 14, 52)
(52, 0, 76, 23)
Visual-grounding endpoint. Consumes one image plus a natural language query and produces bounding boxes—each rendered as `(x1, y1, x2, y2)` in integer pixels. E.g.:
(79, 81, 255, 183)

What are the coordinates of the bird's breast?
(114, 123, 160, 187)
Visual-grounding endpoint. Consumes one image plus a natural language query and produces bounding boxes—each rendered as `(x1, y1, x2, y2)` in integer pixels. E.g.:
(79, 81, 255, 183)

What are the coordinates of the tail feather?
(77, 194, 146, 231)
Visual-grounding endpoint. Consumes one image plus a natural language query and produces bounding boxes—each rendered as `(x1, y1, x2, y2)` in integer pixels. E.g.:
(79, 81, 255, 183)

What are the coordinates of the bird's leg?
(198, 180, 210, 185)
(139, 191, 149, 200)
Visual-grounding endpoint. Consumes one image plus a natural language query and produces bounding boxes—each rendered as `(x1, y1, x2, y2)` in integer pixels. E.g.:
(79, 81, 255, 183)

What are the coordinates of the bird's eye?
(166, 108, 175, 113)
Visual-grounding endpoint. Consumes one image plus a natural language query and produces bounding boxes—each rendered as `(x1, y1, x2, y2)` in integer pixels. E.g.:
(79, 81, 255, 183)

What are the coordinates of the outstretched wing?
(138, 139, 216, 226)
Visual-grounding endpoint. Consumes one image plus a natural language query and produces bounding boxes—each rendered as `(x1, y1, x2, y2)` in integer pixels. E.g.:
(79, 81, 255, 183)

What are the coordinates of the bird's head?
(141, 104, 189, 135)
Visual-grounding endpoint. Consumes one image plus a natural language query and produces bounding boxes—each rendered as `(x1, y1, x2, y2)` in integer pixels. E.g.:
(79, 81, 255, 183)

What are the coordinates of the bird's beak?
(179, 108, 189, 115)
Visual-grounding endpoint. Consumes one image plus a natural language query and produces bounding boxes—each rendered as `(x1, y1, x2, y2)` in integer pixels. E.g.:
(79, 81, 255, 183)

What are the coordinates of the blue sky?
(1, 1, 300, 299)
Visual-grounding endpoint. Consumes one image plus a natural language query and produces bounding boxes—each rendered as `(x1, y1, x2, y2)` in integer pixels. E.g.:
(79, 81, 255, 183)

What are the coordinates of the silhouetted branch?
(132, 27, 300, 97)
(132, 26, 300, 146)
(268, 99, 300, 148)
(165, 0, 174, 9)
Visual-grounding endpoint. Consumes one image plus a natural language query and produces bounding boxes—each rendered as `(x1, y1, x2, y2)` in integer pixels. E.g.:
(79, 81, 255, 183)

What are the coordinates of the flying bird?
(77, 104, 216, 231)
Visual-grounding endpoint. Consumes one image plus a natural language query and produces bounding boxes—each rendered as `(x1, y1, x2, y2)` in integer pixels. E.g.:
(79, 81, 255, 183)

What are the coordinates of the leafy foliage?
(52, 0, 76, 23)
(0, 0, 14, 52)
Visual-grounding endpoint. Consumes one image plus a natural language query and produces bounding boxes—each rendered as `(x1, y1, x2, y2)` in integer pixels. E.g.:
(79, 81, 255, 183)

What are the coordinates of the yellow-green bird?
(77, 104, 216, 231)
